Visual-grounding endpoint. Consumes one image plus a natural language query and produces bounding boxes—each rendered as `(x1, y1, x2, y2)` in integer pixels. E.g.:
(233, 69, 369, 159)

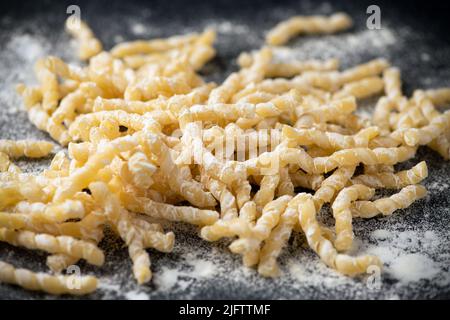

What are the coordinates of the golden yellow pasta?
(66, 19, 103, 60)
(2, 12, 442, 295)
(0, 140, 53, 158)
(352, 185, 427, 218)
(297, 194, 381, 276)
(0, 260, 97, 295)
(332, 184, 374, 251)
(266, 13, 353, 46)
(351, 161, 428, 189)
(0, 228, 104, 266)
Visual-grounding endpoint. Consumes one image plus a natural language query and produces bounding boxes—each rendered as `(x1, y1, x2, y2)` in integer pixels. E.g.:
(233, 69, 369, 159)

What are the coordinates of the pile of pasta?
(1, 12, 450, 295)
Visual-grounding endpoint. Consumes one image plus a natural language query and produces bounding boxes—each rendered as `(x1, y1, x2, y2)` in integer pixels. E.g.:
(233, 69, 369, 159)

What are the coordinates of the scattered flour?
(153, 267, 183, 291)
(0, 6, 449, 300)
(152, 255, 217, 293)
(97, 280, 121, 297)
(420, 52, 431, 62)
(270, 26, 401, 66)
(205, 21, 250, 36)
(131, 23, 147, 36)
(124, 290, 150, 300)
(363, 228, 447, 284)
(371, 229, 393, 241)
(390, 254, 439, 283)
(427, 180, 450, 192)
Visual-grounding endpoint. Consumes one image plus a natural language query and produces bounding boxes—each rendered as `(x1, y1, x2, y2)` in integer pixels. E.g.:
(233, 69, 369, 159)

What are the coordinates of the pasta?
(1, 12, 442, 295)
(0, 260, 97, 295)
(266, 13, 353, 46)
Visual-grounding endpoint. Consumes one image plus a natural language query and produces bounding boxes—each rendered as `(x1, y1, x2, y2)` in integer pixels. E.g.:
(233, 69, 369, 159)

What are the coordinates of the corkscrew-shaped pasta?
(0, 140, 53, 158)
(351, 161, 428, 189)
(257, 194, 303, 276)
(332, 184, 374, 251)
(229, 195, 292, 267)
(3, 12, 447, 296)
(266, 13, 353, 46)
(297, 194, 381, 276)
(283, 125, 379, 150)
(0, 228, 104, 266)
(352, 185, 427, 218)
(0, 260, 97, 295)
(66, 19, 102, 60)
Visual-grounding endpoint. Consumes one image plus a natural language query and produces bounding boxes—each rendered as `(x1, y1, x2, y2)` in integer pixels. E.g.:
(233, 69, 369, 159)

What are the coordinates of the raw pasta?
(1, 11, 443, 295)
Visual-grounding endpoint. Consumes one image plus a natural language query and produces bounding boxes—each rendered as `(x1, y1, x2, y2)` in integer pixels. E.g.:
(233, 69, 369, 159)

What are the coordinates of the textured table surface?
(0, 0, 449, 299)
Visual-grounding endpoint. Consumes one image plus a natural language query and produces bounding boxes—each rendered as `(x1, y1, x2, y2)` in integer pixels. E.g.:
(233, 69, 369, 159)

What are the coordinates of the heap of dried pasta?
(1, 13, 450, 295)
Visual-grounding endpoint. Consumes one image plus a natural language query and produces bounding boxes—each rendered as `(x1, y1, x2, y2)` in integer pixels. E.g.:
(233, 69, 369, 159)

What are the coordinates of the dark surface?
(0, 0, 450, 299)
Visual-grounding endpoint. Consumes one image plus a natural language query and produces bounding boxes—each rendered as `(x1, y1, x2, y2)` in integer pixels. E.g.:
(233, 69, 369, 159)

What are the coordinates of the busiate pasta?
(1, 11, 446, 295)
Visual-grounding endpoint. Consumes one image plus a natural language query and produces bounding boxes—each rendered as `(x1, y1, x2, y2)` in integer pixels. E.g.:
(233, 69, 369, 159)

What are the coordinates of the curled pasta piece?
(46, 254, 80, 273)
(208, 48, 272, 104)
(383, 67, 402, 100)
(428, 133, 450, 160)
(34, 59, 59, 112)
(351, 161, 428, 189)
(0, 140, 53, 158)
(266, 13, 352, 46)
(126, 151, 157, 189)
(146, 134, 217, 208)
(0, 228, 104, 266)
(310, 146, 417, 174)
(68, 110, 163, 141)
(295, 96, 356, 127)
(89, 182, 151, 284)
(131, 215, 174, 253)
(392, 111, 450, 147)
(253, 174, 280, 213)
(333, 77, 384, 100)
(124, 194, 218, 226)
(27, 104, 72, 146)
(200, 217, 251, 242)
(53, 135, 138, 202)
(276, 144, 415, 175)
(229, 195, 292, 267)
(51, 82, 102, 126)
(339, 58, 389, 84)
(0, 174, 49, 208)
(0, 260, 97, 295)
(425, 88, 450, 107)
(297, 193, 381, 276)
(373, 97, 396, 134)
(0, 211, 105, 243)
(283, 125, 379, 150)
(332, 184, 374, 251)
(201, 173, 238, 220)
(66, 19, 102, 60)
(110, 32, 201, 58)
(351, 185, 427, 218)
(313, 166, 355, 209)
(238, 51, 339, 77)
(16, 84, 42, 110)
(12, 200, 85, 223)
(257, 194, 303, 276)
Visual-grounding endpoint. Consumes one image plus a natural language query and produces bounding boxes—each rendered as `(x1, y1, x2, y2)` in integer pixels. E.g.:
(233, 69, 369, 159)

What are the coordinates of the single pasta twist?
(266, 13, 352, 46)
(331, 184, 374, 251)
(0, 260, 97, 295)
(297, 194, 381, 276)
(352, 185, 427, 218)
(351, 161, 428, 189)
(0, 228, 104, 266)
(0, 140, 53, 158)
